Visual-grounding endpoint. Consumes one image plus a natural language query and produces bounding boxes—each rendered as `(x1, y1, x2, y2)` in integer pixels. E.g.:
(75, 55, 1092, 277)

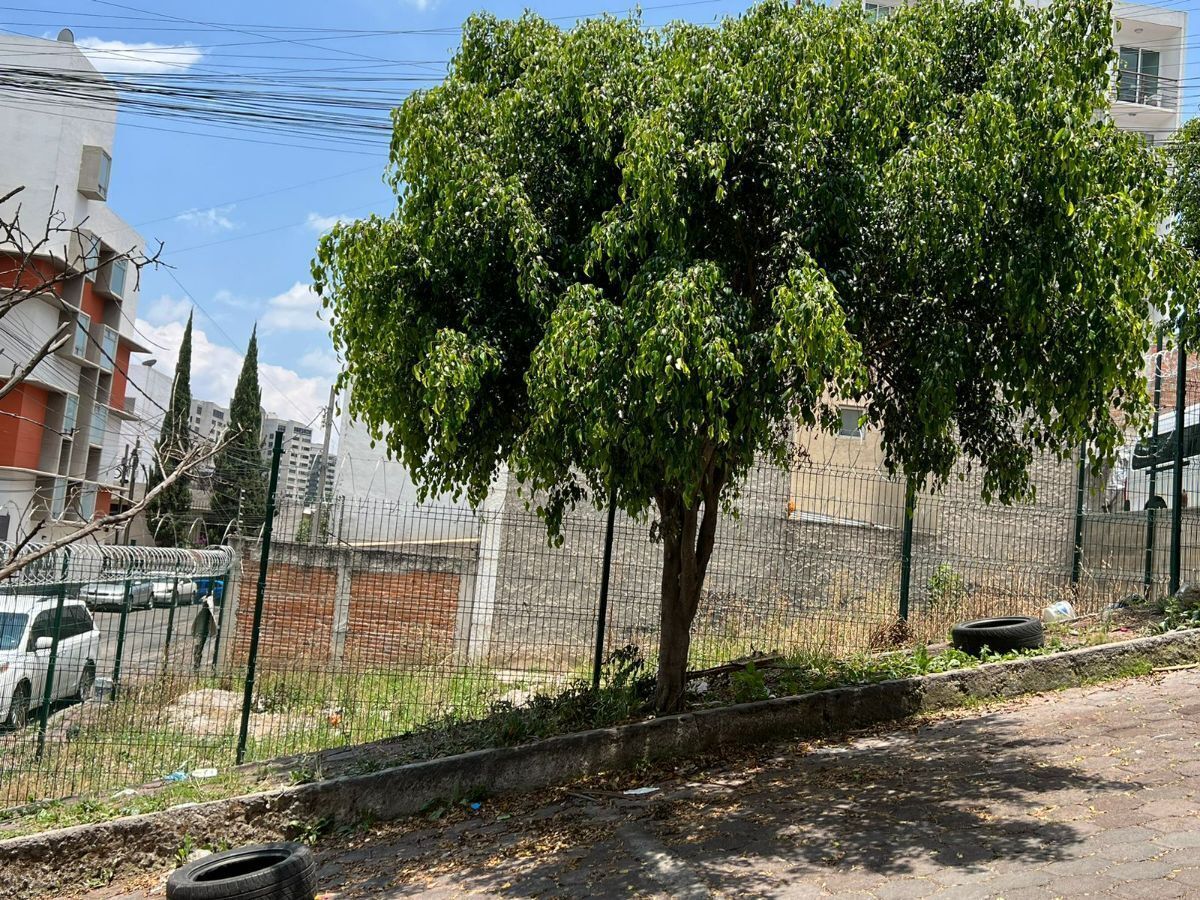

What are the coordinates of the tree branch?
(0, 436, 230, 582)
(0, 321, 70, 404)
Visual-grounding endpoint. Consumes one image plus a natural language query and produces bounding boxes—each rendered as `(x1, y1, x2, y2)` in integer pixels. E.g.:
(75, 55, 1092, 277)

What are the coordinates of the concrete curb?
(3, 628, 1198, 899)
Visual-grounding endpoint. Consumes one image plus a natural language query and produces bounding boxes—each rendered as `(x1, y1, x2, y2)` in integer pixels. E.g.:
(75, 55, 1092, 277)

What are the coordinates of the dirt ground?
(75, 666, 1200, 899)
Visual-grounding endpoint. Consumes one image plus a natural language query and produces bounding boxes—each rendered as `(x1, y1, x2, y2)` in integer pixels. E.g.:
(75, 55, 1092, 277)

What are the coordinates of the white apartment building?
(0, 30, 149, 543)
(112, 358, 172, 506)
(191, 399, 229, 446)
(262, 416, 315, 503)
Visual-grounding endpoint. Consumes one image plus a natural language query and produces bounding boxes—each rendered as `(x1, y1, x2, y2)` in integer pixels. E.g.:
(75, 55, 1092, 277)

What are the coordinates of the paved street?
(91, 605, 202, 679)
(78, 667, 1200, 899)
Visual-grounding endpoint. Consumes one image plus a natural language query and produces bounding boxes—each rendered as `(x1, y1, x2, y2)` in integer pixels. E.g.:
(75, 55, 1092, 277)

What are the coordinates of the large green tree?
(314, 0, 1191, 711)
(210, 327, 265, 536)
(146, 311, 194, 546)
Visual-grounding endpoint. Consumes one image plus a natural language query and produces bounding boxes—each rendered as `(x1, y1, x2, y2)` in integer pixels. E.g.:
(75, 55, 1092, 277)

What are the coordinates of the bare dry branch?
(0, 434, 232, 583)
(0, 321, 70, 404)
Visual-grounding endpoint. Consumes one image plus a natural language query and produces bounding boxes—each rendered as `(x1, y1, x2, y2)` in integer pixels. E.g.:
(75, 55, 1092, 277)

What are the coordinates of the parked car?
(150, 579, 196, 608)
(0, 594, 100, 729)
(80, 580, 153, 612)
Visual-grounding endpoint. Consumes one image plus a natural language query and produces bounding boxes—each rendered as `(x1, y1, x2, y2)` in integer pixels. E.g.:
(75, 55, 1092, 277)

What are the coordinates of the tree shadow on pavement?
(313, 707, 1138, 898)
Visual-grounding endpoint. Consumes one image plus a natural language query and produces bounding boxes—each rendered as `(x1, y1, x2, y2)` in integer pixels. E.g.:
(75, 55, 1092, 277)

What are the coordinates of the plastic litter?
(192, 768, 218, 779)
(1042, 600, 1075, 623)
(469, 802, 482, 811)
(112, 788, 137, 798)
(622, 787, 659, 796)
(163, 770, 188, 783)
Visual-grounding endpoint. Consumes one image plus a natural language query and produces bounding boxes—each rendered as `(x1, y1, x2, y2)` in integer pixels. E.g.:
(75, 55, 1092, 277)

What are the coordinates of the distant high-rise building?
(191, 399, 229, 446)
(261, 416, 314, 503)
(305, 452, 336, 505)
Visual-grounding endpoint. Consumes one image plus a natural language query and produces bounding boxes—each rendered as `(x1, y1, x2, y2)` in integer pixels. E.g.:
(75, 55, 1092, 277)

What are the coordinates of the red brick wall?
(232, 559, 337, 666)
(79, 282, 105, 324)
(109, 344, 131, 411)
(345, 571, 460, 666)
(0, 383, 48, 468)
(228, 552, 463, 669)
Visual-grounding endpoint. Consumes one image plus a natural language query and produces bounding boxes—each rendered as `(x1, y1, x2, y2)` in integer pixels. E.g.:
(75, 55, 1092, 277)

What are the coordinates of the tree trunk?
(653, 471, 723, 713)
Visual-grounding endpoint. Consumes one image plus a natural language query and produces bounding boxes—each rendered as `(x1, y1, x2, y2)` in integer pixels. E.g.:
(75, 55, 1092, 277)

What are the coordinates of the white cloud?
(404, 0, 438, 10)
(176, 205, 237, 232)
(305, 212, 350, 233)
(262, 282, 325, 333)
(134, 317, 329, 429)
(140, 294, 192, 326)
(75, 38, 204, 74)
(299, 347, 341, 378)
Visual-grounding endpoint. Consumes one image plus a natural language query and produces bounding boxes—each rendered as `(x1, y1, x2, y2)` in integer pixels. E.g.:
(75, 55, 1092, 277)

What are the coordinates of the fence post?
(214, 544, 242, 672)
(1170, 339, 1187, 595)
(591, 488, 618, 692)
(236, 429, 284, 765)
(1145, 330, 1164, 597)
(1071, 444, 1087, 586)
(898, 476, 916, 621)
(35, 551, 71, 760)
(110, 568, 134, 700)
(162, 576, 179, 671)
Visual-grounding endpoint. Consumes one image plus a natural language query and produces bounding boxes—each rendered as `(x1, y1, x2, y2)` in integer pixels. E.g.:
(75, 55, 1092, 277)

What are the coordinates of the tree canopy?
(210, 327, 265, 536)
(314, 0, 1191, 709)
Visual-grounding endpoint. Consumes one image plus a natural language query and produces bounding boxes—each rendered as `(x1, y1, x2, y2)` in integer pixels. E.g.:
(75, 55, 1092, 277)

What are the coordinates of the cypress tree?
(145, 311, 194, 545)
(210, 326, 265, 534)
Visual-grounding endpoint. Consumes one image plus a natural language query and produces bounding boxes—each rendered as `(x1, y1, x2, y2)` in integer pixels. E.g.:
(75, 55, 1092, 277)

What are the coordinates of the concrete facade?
(261, 416, 314, 503)
(190, 399, 229, 447)
(0, 31, 149, 541)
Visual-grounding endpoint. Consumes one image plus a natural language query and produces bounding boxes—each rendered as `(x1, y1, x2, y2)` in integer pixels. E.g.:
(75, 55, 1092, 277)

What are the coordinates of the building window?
(108, 257, 128, 298)
(50, 478, 67, 517)
(100, 326, 118, 374)
(73, 312, 90, 359)
(90, 405, 108, 446)
(864, 2, 895, 20)
(79, 230, 101, 280)
(1118, 46, 1161, 105)
(62, 393, 79, 436)
(838, 406, 864, 439)
(78, 485, 97, 520)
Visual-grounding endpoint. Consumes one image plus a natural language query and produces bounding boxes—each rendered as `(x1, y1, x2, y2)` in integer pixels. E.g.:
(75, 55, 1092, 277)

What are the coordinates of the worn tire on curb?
(951, 616, 1045, 656)
(165, 842, 316, 900)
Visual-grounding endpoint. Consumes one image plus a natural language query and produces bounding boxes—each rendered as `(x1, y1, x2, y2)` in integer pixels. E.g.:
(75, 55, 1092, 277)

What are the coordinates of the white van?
(1123, 403, 1200, 511)
(0, 595, 100, 729)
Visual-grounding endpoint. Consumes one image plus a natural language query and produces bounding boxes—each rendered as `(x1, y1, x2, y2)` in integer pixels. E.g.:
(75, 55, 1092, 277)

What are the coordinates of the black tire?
(76, 662, 96, 701)
(6, 682, 30, 730)
(166, 843, 316, 900)
(951, 616, 1045, 656)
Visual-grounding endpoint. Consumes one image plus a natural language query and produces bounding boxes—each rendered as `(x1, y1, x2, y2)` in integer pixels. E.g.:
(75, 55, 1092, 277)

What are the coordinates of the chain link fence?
(2, 342, 1198, 811)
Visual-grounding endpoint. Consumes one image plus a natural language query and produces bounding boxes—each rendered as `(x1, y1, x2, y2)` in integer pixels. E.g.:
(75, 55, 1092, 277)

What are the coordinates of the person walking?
(192, 592, 217, 673)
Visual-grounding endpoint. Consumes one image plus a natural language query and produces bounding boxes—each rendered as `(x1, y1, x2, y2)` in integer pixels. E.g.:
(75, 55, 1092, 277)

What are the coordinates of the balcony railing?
(1114, 71, 1179, 110)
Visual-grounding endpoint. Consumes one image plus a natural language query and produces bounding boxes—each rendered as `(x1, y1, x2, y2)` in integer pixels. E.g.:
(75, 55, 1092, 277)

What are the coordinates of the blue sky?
(9, 0, 1200, 436)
